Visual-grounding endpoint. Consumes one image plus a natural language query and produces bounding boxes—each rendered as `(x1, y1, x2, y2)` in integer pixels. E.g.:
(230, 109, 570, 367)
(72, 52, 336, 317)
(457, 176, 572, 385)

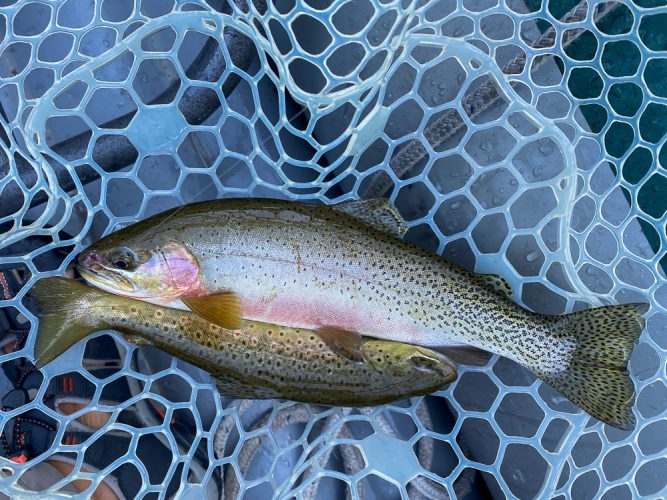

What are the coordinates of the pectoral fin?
(317, 327, 364, 362)
(334, 199, 407, 238)
(432, 346, 492, 366)
(182, 292, 242, 330)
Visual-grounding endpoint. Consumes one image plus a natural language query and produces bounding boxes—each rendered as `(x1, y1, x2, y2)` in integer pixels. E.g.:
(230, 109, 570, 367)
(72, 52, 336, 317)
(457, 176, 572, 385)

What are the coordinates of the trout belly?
(198, 252, 451, 346)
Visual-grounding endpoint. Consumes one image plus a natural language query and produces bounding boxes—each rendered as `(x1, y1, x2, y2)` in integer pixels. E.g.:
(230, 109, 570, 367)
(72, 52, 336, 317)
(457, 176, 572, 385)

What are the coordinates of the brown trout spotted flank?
(31, 277, 457, 406)
(76, 198, 648, 429)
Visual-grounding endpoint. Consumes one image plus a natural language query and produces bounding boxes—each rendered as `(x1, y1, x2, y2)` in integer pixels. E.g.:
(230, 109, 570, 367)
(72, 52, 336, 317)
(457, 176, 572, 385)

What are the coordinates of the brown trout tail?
(539, 303, 648, 430)
(31, 277, 108, 368)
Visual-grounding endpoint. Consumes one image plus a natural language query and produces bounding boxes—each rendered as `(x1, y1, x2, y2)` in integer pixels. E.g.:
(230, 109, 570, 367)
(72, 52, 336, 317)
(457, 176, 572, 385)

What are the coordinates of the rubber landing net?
(0, 0, 665, 498)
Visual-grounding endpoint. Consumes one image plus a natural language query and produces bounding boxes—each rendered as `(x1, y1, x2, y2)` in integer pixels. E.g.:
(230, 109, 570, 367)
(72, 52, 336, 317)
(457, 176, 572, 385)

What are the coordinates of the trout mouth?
(78, 265, 137, 295)
(410, 350, 458, 382)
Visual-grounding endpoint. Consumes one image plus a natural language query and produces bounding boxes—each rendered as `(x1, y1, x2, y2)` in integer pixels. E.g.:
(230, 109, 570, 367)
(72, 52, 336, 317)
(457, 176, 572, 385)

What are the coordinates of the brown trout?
(76, 198, 648, 428)
(31, 277, 457, 405)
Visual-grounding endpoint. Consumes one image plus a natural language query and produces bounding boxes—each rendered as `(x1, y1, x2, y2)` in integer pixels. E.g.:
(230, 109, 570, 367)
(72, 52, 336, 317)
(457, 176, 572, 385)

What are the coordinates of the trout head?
(78, 233, 201, 304)
(365, 341, 458, 386)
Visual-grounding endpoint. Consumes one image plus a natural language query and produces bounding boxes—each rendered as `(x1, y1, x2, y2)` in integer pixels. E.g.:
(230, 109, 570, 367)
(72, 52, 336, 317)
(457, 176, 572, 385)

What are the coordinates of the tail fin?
(539, 303, 648, 430)
(31, 277, 106, 368)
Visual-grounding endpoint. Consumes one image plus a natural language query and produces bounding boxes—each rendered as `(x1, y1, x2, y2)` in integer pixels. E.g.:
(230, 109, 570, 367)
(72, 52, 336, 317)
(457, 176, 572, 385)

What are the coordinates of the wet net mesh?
(0, 0, 665, 497)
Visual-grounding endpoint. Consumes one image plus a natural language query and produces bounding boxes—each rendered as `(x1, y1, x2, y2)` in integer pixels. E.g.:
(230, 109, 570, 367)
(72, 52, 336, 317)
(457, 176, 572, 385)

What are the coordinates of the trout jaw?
(409, 349, 458, 382)
(78, 266, 138, 294)
(362, 341, 457, 385)
(78, 248, 139, 294)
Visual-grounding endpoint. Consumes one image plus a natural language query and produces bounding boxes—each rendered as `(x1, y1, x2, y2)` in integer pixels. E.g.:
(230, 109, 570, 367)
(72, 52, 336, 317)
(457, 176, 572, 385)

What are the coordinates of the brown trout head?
(364, 340, 457, 381)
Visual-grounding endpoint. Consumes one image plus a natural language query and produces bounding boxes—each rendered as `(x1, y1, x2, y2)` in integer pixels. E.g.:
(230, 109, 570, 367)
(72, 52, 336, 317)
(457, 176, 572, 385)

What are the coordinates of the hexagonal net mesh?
(0, 0, 665, 497)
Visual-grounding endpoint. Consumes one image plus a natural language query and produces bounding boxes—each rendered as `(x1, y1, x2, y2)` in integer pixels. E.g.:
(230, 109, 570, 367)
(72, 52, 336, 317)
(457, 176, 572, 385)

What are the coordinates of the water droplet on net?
(526, 249, 541, 262)
(538, 141, 554, 155)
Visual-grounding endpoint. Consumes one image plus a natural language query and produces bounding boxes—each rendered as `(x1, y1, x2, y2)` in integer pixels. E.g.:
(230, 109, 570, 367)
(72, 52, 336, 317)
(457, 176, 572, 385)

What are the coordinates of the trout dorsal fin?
(333, 199, 407, 238)
(182, 292, 242, 330)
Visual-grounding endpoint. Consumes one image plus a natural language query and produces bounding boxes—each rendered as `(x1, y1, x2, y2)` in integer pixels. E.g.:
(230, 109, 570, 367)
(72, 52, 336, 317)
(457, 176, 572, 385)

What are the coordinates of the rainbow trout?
(31, 277, 456, 405)
(77, 198, 647, 428)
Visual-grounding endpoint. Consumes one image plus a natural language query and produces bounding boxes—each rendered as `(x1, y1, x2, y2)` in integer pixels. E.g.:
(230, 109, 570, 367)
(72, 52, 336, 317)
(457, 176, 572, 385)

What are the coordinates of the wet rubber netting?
(0, 0, 665, 498)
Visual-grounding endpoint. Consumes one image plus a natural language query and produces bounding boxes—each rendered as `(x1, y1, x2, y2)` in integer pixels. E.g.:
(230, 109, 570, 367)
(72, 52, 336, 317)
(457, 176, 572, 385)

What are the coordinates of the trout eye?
(109, 247, 137, 270)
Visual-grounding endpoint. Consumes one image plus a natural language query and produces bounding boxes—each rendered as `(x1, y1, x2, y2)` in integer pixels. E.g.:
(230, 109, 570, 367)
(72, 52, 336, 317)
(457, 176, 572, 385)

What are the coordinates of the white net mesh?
(0, 0, 665, 497)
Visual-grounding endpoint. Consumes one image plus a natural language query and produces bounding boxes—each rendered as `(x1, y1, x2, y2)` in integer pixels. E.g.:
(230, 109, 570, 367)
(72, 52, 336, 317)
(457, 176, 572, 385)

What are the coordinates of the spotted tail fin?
(539, 303, 648, 430)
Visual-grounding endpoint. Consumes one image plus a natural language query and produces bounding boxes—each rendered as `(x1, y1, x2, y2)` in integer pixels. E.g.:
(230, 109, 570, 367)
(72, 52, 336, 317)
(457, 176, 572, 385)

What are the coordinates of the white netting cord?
(228, 0, 423, 109)
(0, 0, 665, 498)
(214, 402, 362, 499)
(24, 6, 593, 311)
